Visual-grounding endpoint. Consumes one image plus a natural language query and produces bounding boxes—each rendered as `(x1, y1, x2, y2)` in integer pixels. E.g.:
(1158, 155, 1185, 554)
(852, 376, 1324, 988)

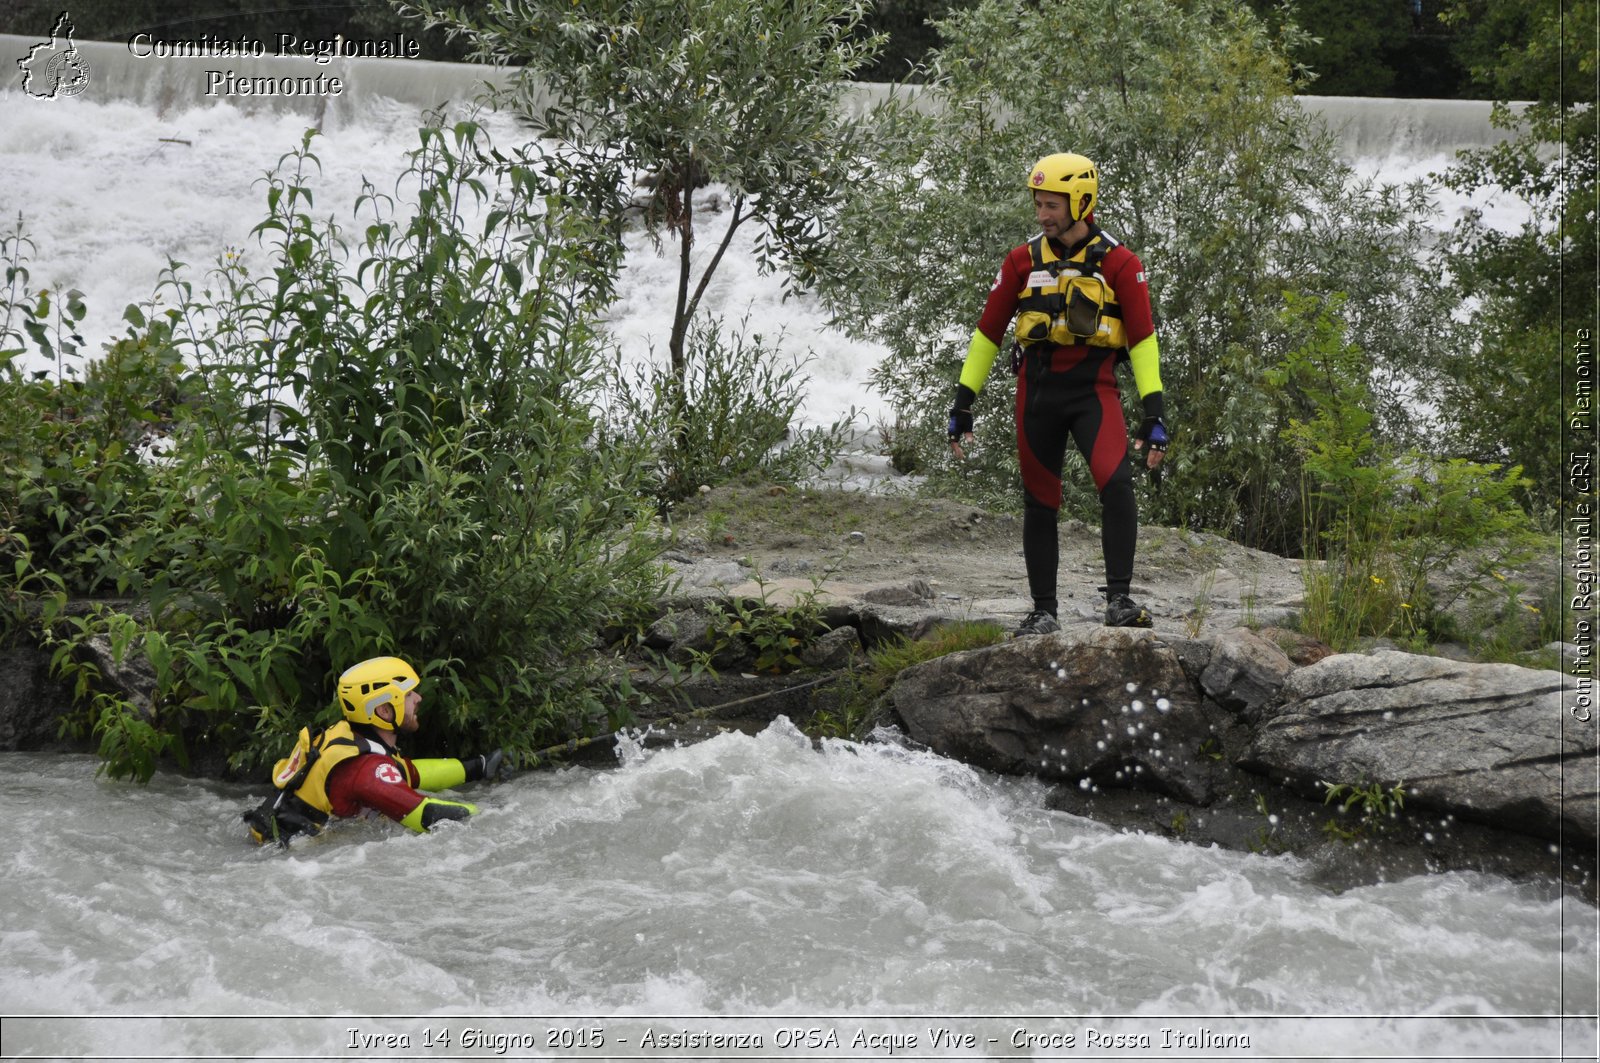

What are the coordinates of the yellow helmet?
(337, 656, 419, 731)
(1027, 152, 1099, 221)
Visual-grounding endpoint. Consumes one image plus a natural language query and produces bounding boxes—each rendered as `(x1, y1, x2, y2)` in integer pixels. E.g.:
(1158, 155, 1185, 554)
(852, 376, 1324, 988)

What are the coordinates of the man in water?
(244, 656, 502, 845)
(947, 152, 1168, 636)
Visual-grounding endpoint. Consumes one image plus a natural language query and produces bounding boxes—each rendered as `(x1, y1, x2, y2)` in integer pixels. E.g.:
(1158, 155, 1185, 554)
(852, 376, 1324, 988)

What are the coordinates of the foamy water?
(0, 725, 1593, 1059)
(0, 78, 885, 430)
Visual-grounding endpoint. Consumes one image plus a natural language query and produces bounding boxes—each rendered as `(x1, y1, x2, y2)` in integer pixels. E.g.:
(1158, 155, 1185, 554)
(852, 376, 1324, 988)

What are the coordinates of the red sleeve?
(325, 753, 427, 822)
(1104, 244, 1156, 347)
(974, 244, 1033, 346)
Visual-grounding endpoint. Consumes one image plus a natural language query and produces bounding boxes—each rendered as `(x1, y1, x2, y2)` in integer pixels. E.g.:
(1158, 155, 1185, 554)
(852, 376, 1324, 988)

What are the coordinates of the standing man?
(948, 153, 1168, 635)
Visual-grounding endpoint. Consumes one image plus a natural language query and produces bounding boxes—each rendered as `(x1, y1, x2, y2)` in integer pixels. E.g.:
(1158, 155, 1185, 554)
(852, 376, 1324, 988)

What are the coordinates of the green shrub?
(604, 317, 855, 506)
(1276, 293, 1539, 652)
(1, 221, 201, 601)
(817, 0, 1467, 553)
(703, 573, 831, 676)
(1320, 779, 1406, 844)
(4, 118, 668, 780)
(402, 0, 883, 382)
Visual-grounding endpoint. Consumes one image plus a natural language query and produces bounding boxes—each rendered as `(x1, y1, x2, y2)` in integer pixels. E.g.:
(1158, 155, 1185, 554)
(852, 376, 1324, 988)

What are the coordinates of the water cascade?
(0, 35, 1526, 428)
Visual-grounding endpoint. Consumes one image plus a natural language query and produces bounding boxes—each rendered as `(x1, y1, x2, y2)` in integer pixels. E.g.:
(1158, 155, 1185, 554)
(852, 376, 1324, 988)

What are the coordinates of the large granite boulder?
(1241, 650, 1595, 844)
(890, 628, 1222, 804)
(1200, 626, 1297, 722)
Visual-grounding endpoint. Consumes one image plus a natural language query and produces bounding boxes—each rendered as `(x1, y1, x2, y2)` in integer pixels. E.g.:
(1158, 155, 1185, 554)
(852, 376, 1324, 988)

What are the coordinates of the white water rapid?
(1, 726, 1595, 1059)
(2, 38, 1594, 1062)
(0, 36, 1533, 431)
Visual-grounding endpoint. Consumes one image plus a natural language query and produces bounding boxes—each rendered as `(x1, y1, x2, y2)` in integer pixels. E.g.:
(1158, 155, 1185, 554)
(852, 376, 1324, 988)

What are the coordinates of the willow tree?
(1438, 0, 1596, 520)
(399, 0, 883, 385)
(817, 0, 1463, 554)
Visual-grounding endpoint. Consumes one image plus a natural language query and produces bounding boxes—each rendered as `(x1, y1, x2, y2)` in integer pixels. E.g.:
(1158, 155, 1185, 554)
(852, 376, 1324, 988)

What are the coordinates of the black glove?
(948, 384, 977, 442)
(1135, 391, 1169, 452)
(462, 749, 506, 783)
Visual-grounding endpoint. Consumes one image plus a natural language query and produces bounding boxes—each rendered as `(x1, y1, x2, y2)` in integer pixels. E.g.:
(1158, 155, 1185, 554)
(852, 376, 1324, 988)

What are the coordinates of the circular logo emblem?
(1031, 171, 1046, 186)
(375, 763, 404, 785)
(46, 50, 90, 97)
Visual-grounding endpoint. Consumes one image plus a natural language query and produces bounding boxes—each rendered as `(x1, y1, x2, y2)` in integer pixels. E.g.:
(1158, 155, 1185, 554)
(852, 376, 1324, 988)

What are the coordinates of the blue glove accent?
(1136, 392, 1169, 452)
(948, 384, 977, 442)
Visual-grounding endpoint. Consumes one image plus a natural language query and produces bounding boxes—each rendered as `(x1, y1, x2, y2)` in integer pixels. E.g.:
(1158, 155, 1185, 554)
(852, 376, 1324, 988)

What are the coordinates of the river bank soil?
(662, 483, 1315, 637)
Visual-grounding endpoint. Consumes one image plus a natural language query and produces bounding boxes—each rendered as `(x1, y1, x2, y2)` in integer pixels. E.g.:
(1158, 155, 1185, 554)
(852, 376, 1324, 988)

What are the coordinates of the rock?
(890, 628, 1221, 804)
(862, 578, 934, 606)
(1172, 638, 1213, 689)
(83, 633, 157, 719)
(853, 605, 953, 647)
(1200, 626, 1296, 722)
(1545, 641, 1584, 666)
(667, 559, 749, 592)
(1241, 650, 1595, 844)
(1255, 626, 1334, 666)
(800, 625, 861, 670)
(0, 646, 83, 751)
(643, 610, 686, 650)
(633, 669, 836, 733)
(663, 608, 754, 670)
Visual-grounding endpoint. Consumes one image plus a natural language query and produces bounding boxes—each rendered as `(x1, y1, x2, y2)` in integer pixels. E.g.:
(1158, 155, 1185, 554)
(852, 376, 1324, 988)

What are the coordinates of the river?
(1, 723, 1595, 1060)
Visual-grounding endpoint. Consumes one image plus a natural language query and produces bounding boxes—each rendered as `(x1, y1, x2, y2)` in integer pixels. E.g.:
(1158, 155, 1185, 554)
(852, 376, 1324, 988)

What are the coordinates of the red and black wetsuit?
(966, 223, 1158, 614)
(325, 748, 432, 823)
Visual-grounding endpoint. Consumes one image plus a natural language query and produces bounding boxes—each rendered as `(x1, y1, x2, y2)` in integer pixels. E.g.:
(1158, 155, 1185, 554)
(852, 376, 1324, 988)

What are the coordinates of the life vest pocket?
(270, 727, 316, 790)
(1063, 276, 1108, 339)
(1016, 310, 1053, 343)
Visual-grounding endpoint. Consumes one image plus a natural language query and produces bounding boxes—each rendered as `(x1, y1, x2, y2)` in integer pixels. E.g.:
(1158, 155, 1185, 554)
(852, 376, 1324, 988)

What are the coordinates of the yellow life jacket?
(284, 721, 391, 816)
(245, 721, 391, 845)
(1012, 231, 1127, 352)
